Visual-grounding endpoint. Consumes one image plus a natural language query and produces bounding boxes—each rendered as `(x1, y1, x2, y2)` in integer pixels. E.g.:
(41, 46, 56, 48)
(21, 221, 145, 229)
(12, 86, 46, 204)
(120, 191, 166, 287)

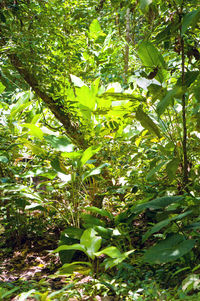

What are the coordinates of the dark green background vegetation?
(0, 0, 200, 299)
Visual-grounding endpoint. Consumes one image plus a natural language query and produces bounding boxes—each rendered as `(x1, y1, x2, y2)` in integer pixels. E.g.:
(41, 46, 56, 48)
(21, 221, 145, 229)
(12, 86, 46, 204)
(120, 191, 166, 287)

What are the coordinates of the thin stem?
(181, 35, 188, 189)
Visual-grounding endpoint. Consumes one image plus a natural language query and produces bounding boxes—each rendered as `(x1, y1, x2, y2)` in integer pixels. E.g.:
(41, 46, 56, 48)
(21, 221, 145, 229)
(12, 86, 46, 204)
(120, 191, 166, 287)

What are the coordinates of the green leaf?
(146, 161, 166, 180)
(79, 145, 101, 167)
(181, 9, 200, 35)
(0, 156, 9, 163)
(20, 123, 44, 140)
(139, 0, 152, 12)
(89, 19, 103, 40)
(44, 135, 74, 152)
(60, 227, 84, 241)
(166, 158, 180, 181)
(82, 163, 109, 181)
(0, 82, 5, 94)
(95, 246, 122, 258)
(142, 211, 192, 242)
(80, 228, 102, 259)
(143, 234, 195, 264)
(176, 71, 199, 87)
(51, 157, 68, 174)
(53, 243, 86, 253)
(58, 262, 92, 275)
(84, 206, 113, 220)
(142, 218, 171, 242)
(132, 196, 183, 214)
(136, 105, 161, 138)
(81, 214, 106, 228)
(156, 88, 177, 116)
(99, 247, 134, 270)
(24, 141, 45, 155)
(138, 41, 166, 83)
(10, 103, 32, 119)
(93, 226, 113, 239)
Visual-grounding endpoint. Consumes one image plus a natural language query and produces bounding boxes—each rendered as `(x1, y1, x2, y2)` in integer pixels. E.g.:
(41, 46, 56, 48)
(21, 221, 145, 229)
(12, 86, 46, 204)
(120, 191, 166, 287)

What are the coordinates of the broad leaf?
(80, 228, 102, 259)
(82, 163, 109, 181)
(93, 226, 113, 239)
(136, 105, 161, 138)
(143, 234, 195, 264)
(156, 89, 174, 116)
(176, 71, 199, 87)
(20, 124, 44, 140)
(142, 218, 171, 243)
(132, 196, 184, 214)
(89, 19, 103, 40)
(0, 82, 5, 94)
(166, 158, 180, 181)
(85, 206, 113, 219)
(142, 211, 192, 242)
(51, 157, 68, 174)
(139, 0, 152, 12)
(181, 9, 200, 35)
(138, 41, 166, 83)
(0, 156, 8, 163)
(81, 214, 106, 228)
(58, 262, 92, 275)
(53, 243, 86, 253)
(146, 161, 166, 180)
(44, 135, 74, 152)
(95, 246, 122, 258)
(79, 145, 101, 167)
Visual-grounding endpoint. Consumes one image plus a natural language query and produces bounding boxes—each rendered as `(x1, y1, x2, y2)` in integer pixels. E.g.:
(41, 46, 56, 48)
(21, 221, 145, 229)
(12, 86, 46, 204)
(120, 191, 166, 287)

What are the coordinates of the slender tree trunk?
(124, 7, 131, 83)
(181, 38, 188, 189)
(179, 10, 189, 189)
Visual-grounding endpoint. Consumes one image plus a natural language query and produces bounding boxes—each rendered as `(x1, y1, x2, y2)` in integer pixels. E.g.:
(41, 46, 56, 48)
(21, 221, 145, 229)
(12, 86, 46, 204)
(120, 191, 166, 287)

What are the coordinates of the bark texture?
(0, 28, 88, 149)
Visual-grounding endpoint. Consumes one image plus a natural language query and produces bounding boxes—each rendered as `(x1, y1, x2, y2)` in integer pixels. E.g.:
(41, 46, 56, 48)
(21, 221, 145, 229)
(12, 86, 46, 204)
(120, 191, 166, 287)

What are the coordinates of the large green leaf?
(103, 251, 134, 270)
(89, 19, 104, 40)
(166, 158, 180, 181)
(44, 135, 74, 152)
(81, 214, 106, 228)
(84, 206, 113, 220)
(20, 123, 44, 140)
(156, 89, 176, 116)
(80, 228, 102, 259)
(0, 156, 9, 163)
(136, 105, 161, 138)
(132, 196, 184, 214)
(142, 219, 171, 243)
(176, 71, 199, 87)
(82, 163, 109, 181)
(142, 211, 192, 242)
(143, 234, 195, 264)
(95, 246, 122, 258)
(0, 82, 5, 94)
(139, 0, 152, 12)
(146, 161, 166, 180)
(181, 9, 200, 35)
(79, 145, 101, 167)
(137, 41, 166, 83)
(51, 157, 68, 174)
(53, 243, 86, 253)
(58, 262, 92, 275)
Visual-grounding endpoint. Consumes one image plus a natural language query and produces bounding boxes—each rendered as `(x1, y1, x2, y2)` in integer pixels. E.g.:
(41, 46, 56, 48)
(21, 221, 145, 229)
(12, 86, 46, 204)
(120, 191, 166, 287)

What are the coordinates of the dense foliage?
(0, 0, 200, 299)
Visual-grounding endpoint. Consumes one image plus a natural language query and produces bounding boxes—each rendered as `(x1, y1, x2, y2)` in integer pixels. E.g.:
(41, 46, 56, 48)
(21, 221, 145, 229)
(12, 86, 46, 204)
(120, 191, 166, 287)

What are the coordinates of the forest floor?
(0, 231, 116, 300)
(0, 230, 66, 300)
